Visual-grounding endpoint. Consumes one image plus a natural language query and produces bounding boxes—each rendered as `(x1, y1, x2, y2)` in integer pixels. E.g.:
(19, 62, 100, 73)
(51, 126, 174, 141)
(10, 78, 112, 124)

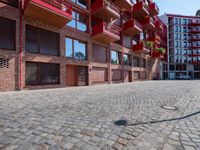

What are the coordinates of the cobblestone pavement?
(0, 81, 200, 150)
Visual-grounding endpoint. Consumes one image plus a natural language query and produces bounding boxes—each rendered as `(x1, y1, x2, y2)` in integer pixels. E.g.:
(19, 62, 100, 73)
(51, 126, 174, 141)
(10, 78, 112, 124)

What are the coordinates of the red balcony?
(189, 29, 200, 34)
(188, 54, 200, 57)
(92, 22, 120, 44)
(188, 22, 200, 26)
(152, 51, 164, 59)
(23, 0, 72, 27)
(191, 61, 200, 65)
(132, 42, 150, 53)
(189, 36, 200, 41)
(132, 1, 149, 21)
(149, 3, 159, 16)
(142, 16, 155, 30)
(123, 19, 142, 36)
(188, 45, 200, 49)
(112, 0, 132, 10)
(148, 35, 161, 44)
(91, 0, 120, 22)
(155, 21, 163, 31)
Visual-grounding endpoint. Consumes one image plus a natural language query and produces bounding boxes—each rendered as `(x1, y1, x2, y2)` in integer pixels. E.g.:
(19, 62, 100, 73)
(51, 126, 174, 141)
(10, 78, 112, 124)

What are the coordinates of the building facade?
(160, 12, 200, 79)
(0, 0, 166, 91)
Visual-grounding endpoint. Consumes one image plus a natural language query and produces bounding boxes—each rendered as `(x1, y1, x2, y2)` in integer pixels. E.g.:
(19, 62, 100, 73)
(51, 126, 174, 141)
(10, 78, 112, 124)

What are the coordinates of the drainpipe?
(19, 0, 23, 90)
(121, 11, 125, 83)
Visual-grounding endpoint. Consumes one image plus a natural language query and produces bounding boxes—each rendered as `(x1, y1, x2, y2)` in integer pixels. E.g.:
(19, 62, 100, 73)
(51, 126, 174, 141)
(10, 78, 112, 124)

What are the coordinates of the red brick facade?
(0, 0, 166, 91)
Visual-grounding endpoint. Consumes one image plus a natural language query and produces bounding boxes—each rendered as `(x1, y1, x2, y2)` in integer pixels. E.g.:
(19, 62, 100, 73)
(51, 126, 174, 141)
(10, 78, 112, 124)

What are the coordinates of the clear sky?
(153, 0, 200, 16)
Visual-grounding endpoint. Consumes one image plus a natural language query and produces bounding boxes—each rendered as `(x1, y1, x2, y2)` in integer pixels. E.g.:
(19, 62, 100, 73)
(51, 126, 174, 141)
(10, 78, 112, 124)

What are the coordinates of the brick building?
(0, 0, 166, 91)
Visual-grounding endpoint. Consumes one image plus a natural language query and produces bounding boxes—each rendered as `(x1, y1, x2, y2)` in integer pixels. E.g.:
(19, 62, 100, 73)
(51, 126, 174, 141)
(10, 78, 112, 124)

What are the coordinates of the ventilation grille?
(0, 58, 9, 69)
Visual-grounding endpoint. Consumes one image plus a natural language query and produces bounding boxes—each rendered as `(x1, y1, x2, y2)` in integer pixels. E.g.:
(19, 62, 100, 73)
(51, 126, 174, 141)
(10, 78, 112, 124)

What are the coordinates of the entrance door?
(66, 65, 77, 86)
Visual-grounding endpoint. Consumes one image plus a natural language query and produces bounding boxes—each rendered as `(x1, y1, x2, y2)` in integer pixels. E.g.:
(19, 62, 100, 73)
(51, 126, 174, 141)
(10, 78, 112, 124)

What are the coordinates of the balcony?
(23, 0, 72, 27)
(152, 51, 164, 59)
(188, 45, 200, 49)
(189, 36, 200, 41)
(155, 21, 163, 31)
(112, 0, 132, 10)
(188, 22, 200, 26)
(91, 0, 120, 22)
(148, 35, 161, 44)
(132, 1, 149, 21)
(189, 29, 200, 34)
(188, 53, 200, 57)
(123, 19, 142, 36)
(191, 61, 200, 64)
(149, 3, 159, 16)
(132, 42, 150, 53)
(92, 22, 120, 44)
(142, 16, 155, 30)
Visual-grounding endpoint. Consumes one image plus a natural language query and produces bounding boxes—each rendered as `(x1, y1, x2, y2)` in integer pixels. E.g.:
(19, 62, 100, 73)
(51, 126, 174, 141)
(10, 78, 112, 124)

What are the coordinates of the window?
(133, 57, 140, 67)
(26, 62, 60, 85)
(170, 65, 175, 71)
(123, 54, 131, 66)
(26, 25, 59, 56)
(71, 0, 87, 8)
(65, 37, 87, 60)
(141, 58, 146, 68)
(67, 11, 88, 32)
(0, 17, 15, 50)
(111, 51, 121, 65)
(92, 44, 107, 63)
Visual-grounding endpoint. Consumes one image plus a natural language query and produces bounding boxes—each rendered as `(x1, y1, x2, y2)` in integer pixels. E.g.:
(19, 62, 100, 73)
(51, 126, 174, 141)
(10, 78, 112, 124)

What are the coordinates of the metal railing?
(23, 0, 72, 14)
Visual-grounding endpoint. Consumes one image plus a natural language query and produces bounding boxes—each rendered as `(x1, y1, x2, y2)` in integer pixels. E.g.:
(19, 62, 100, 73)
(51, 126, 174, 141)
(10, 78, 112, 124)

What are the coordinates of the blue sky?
(153, 0, 200, 16)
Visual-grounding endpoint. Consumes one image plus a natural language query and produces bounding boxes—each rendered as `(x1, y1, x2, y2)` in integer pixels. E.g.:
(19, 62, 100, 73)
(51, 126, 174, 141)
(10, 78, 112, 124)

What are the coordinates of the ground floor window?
(26, 62, 60, 85)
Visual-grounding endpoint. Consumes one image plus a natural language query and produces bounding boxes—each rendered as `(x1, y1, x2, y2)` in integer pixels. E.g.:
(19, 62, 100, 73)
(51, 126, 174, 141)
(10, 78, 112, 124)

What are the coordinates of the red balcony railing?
(188, 53, 200, 57)
(132, 1, 149, 21)
(123, 19, 142, 36)
(91, 0, 120, 22)
(189, 29, 200, 34)
(132, 42, 150, 53)
(152, 51, 164, 59)
(188, 21, 200, 26)
(155, 21, 163, 31)
(112, 0, 132, 10)
(149, 3, 159, 16)
(142, 16, 155, 30)
(92, 22, 120, 43)
(148, 35, 161, 44)
(23, 0, 72, 27)
(189, 36, 200, 41)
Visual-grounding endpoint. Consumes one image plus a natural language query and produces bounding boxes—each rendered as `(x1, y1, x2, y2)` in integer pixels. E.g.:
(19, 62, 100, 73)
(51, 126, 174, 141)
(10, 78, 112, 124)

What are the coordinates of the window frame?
(67, 10, 88, 32)
(25, 62, 60, 85)
(25, 25, 60, 56)
(65, 37, 87, 60)
(0, 17, 16, 51)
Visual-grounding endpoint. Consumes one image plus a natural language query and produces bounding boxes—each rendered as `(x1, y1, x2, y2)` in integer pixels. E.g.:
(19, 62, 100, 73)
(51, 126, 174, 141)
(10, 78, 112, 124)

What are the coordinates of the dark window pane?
(40, 30, 59, 56)
(0, 17, 15, 50)
(25, 63, 38, 85)
(40, 63, 59, 84)
(26, 26, 38, 53)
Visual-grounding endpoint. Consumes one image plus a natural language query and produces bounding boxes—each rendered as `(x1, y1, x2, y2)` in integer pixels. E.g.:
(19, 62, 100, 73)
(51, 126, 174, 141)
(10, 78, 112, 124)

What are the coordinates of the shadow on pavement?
(114, 110, 200, 126)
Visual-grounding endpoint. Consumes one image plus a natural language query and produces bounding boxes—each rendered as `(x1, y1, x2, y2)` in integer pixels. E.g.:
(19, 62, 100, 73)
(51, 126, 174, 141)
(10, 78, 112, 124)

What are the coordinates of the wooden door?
(66, 65, 77, 86)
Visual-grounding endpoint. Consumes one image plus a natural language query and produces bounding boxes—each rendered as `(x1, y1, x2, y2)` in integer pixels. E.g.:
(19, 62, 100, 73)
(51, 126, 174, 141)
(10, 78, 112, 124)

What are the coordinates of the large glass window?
(0, 17, 15, 50)
(26, 25, 59, 56)
(67, 11, 88, 32)
(65, 37, 87, 60)
(26, 62, 60, 85)
(133, 57, 140, 67)
(111, 51, 121, 65)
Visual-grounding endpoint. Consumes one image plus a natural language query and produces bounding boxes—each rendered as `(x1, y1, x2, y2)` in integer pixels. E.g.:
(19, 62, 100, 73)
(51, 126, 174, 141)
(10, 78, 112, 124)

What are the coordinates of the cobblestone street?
(0, 81, 200, 150)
